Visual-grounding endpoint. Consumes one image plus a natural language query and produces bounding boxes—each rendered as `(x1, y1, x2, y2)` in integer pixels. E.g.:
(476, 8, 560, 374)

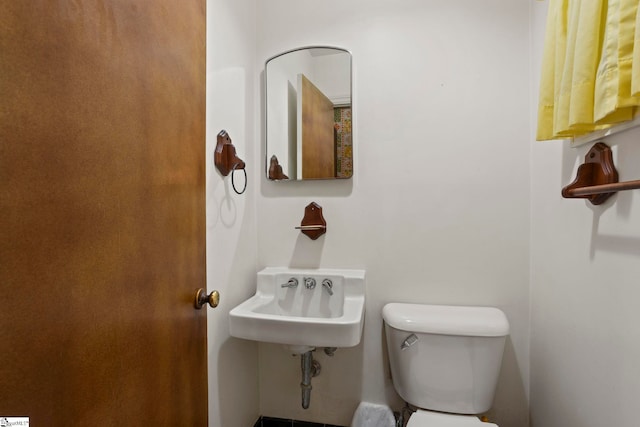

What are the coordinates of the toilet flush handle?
(400, 334, 418, 350)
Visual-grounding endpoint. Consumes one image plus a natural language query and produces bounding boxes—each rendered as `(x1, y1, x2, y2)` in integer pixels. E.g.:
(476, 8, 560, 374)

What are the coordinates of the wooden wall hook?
(215, 130, 245, 176)
(268, 155, 289, 180)
(295, 202, 327, 240)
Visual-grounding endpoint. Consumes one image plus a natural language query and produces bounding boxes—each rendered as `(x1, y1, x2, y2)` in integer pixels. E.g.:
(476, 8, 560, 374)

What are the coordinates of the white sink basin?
(229, 267, 365, 349)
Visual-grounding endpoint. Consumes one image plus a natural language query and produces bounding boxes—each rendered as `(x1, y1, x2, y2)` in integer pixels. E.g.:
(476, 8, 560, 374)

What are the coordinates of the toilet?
(382, 303, 509, 427)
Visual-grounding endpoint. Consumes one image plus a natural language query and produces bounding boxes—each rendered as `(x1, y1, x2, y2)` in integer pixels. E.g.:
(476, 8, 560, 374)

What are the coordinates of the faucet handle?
(303, 277, 316, 289)
(321, 279, 333, 296)
(281, 278, 299, 288)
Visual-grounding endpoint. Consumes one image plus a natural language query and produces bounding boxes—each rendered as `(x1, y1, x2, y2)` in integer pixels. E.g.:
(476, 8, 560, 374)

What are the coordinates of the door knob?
(195, 288, 220, 309)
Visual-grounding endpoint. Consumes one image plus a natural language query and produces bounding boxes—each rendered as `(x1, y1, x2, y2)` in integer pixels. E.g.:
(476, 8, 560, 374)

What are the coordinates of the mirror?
(265, 47, 352, 181)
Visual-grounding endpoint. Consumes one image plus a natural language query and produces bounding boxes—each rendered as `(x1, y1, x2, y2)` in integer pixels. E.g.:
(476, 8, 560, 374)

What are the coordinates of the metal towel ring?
(231, 164, 247, 195)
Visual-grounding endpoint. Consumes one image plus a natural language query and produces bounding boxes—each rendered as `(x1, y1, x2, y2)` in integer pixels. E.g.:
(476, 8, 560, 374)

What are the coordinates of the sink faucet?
(322, 279, 333, 296)
(281, 278, 299, 288)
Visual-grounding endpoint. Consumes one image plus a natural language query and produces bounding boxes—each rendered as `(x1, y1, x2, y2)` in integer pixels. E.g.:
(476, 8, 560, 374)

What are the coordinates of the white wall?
(530, 2, 640, 427)
(312, 51, 351, 103)
(206, 0, 260, 426)
(255, 1, 531, 426)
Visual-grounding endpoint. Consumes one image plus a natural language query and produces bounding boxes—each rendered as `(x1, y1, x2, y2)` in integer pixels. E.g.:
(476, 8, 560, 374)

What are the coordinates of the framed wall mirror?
(265, 46, 352, 181)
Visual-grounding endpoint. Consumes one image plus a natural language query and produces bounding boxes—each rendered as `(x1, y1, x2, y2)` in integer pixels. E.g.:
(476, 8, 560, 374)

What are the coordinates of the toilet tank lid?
(382, 303, 509, 337)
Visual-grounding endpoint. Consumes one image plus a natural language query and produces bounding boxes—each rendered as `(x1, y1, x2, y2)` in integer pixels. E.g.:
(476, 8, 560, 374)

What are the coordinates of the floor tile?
(261, 416, 293, 427)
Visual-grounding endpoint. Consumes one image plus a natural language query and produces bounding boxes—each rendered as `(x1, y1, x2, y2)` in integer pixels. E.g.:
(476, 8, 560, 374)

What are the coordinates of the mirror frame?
(264, 45, 353, 181)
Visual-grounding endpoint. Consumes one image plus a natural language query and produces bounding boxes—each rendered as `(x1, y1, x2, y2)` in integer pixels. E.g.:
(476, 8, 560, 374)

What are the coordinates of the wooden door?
(0, 1, 207, 425)
(299, 74, 336, 179)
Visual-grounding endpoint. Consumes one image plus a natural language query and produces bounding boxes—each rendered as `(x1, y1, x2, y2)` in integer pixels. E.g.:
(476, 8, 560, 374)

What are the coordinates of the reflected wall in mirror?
(265, 47, 352, 181)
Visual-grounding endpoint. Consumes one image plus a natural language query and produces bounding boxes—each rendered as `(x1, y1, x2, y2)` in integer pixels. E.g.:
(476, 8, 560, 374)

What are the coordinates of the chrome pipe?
(300, 350, 320, 409)
(301, 351, 313, 409)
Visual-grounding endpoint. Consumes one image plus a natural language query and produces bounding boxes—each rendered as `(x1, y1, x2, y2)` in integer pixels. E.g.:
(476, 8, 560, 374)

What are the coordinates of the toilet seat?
(406, 410, 497, 427)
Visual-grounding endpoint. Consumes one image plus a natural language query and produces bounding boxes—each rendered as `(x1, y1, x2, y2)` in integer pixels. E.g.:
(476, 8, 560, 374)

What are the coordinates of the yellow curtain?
(537, 0, 640, 141)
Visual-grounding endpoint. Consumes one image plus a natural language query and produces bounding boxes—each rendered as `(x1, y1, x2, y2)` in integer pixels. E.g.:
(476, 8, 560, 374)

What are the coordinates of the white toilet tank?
(382, 303, 509, 415)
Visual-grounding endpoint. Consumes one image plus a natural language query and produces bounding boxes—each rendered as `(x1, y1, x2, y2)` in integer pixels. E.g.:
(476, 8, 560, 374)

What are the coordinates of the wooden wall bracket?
(562, 142, 640, 205)
(295, 202, 326, 240)
(215, 130, 245, 176)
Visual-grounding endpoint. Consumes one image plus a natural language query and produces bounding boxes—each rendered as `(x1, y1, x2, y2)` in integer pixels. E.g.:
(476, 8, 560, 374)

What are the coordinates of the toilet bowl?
(382, 303, 509, 427)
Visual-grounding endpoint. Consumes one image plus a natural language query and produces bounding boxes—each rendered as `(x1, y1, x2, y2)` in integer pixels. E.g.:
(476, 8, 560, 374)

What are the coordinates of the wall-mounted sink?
(229, 267, 365, 350)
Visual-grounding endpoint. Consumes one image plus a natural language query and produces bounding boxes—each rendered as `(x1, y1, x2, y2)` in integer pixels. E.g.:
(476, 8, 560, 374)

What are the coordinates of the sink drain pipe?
(300, 350, 321, 409)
